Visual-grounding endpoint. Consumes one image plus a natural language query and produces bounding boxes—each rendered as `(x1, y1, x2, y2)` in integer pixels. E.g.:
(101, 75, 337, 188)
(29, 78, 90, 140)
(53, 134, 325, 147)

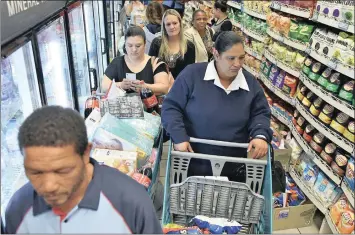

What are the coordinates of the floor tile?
(273, 228, 300, 234)
(297, 223, 320, 234)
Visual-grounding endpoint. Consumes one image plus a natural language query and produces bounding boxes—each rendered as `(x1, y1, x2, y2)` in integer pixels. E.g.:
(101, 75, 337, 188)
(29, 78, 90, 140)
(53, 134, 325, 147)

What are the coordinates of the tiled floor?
(158, 145, 322, 234)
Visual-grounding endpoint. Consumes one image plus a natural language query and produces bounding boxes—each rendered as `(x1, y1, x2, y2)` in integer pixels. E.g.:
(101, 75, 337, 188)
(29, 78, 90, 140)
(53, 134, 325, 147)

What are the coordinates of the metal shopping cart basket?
(162, 138, 273, 234)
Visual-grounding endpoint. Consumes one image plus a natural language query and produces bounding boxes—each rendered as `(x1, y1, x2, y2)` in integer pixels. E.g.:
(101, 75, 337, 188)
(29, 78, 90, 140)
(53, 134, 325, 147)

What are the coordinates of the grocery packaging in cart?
(91, 148, 137, 176)
(97, 113, 154, 160)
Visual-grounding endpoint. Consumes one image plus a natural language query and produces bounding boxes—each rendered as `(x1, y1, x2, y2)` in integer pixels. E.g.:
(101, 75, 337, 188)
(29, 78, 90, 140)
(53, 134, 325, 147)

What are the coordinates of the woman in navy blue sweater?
(161, 32, 272, 181)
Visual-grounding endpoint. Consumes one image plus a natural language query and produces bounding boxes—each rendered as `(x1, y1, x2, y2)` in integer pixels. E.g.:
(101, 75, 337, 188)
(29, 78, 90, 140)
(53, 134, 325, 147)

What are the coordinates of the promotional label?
(143, 95, 158, 108)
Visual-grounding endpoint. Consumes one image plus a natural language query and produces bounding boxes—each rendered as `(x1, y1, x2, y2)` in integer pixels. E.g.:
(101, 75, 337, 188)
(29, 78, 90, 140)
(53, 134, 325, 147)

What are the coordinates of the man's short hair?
(18, 106, 88, 156)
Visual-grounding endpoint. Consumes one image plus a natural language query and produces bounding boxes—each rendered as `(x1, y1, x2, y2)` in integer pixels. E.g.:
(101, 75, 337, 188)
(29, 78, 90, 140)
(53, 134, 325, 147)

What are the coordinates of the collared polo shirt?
(4, 158, 162, 234)
(203, 61, 250, 94)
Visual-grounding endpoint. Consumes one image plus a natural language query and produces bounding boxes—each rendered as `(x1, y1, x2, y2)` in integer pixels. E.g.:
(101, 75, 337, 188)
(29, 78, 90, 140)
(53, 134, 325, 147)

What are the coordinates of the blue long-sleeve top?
(161, 62, 272, 157)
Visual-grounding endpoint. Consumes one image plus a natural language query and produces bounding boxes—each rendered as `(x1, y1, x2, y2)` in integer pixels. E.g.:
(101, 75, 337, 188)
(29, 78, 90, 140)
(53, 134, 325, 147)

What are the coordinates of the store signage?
(5, 1, 47, 17)
(1, 1, 67, 45)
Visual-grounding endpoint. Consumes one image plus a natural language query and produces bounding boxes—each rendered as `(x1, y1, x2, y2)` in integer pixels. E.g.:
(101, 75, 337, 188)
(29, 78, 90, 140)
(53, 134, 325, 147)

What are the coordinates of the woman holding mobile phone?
(102, 26, 170, 95)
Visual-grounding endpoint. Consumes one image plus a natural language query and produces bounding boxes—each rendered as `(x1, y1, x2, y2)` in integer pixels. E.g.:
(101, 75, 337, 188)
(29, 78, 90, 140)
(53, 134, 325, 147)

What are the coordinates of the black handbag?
(269, 145, 287, 194)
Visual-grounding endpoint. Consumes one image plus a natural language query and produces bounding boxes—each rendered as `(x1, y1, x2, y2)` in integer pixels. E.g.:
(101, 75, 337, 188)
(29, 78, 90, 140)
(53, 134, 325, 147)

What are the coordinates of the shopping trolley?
(162, 138, 273, 234)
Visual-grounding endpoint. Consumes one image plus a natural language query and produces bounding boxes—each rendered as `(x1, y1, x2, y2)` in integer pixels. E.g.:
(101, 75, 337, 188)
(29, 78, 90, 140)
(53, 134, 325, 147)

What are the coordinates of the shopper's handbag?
(269, 145, 287, 193)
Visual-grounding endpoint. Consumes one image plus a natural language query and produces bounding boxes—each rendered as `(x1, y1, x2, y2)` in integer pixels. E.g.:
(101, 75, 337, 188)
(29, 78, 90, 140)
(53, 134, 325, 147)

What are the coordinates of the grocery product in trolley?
(84, 95, 100, 119)
(140, 87, 159, 114)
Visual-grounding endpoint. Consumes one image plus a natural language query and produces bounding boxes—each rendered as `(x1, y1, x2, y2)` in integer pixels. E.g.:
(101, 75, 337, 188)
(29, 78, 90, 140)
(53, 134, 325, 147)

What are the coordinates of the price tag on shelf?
(311, 12, 319, 21)
(327, 60, 337, 70)
(338, 22, 349, 31)
(271, 2, 281, 10)
(305, 46, 311, 54)
(291, 98, 296, 106)
(252, 51, 258, 58)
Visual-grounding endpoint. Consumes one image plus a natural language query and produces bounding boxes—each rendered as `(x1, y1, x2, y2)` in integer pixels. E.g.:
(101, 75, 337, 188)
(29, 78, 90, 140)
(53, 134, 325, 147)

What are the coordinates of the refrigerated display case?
(68, 3, 91, 115)
(93, 0, 108, 91)
(36, 15, 75, 108)
(83, 1, 100, 92)
(1, 41, 42, 217)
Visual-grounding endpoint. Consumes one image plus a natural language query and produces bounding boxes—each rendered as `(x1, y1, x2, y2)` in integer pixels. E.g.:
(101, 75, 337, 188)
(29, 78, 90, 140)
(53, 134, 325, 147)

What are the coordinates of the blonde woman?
(149, 9, 195, 80)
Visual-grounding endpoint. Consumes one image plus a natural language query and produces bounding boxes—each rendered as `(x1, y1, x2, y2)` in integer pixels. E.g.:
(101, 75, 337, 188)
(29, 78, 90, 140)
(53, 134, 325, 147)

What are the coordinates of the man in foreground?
(5, 106, 162, 234)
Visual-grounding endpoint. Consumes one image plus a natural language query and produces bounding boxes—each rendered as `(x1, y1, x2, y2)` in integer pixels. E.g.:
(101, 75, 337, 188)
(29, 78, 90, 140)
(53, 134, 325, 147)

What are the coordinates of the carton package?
(91, 148, 138, 176)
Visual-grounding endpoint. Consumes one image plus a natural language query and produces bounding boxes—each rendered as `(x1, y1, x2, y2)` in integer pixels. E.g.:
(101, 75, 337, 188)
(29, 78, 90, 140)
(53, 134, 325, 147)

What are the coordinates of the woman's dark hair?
(215, 31, 243, 54)
(146, 2, 164, 25)
(192, 9, 206, 21)
(124, 26, 146, 54)
(214, 0, 228, 13)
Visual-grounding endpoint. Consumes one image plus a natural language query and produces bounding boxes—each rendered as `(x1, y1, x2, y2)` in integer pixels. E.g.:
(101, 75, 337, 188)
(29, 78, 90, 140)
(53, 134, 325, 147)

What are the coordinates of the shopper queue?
(2, 0, 272, 233)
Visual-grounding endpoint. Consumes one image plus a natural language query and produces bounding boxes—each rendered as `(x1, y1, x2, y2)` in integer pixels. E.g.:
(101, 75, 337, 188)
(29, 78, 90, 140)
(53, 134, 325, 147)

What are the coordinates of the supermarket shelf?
(290, 123, 311, 156)
(242, 27, 267, 42)
(231, 19, 241, 28)
(264, 49, 300, 78)
(308, 47, 354, 80)
(242, 64, 259, 78)
(295, 99, 355, 155)
(244, 46, 263, 60)
(289, 167, 327, 214)
(259, 73, 295, 107)
(271, 107, 291, 127)
(243, 8, 266, 20)
(270, 1, 312, 19)
(325, 212, 339, 234)
(299, 73, 355, 118)
(227, 1, 242, 9)
(290, 122, 342, 186)
(267, 28, 308, 51)
(342, 180, 355, 208)
(312, 11, 354, 34)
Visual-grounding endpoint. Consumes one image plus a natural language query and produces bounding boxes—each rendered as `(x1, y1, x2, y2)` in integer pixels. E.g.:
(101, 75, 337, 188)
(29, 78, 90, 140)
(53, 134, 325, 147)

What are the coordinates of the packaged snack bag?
(282, 75, 298, 97)
(330, 196, 354, 225)
(313, 172, 342, 205)
(337, 211, 355, 234)
(345, 158, 355, 191)
(191, 216, 242, 234)
(278, 16, 291, 36)
(268, 65, 280, 84)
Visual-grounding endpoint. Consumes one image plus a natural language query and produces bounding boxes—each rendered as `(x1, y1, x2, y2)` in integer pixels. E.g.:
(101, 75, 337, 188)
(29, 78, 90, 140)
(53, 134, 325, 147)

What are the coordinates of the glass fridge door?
(94, 0, 108, 92)
(106, 0, 116, 61)
(1, 41, 42, 218)
(114, 1, 123, 55)
(83, 1, 100, 90)
(68, 4, 91, 115)
(36, 15, 74, 108)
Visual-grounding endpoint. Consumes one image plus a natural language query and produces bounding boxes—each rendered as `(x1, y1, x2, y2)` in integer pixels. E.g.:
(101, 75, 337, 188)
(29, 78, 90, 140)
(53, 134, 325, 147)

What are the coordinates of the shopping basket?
(162, 138, 273, 234)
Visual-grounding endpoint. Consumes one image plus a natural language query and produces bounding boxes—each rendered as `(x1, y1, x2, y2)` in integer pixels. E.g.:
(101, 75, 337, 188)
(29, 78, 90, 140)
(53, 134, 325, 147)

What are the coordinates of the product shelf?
(242, 27, 267, 43)
(291, 123, 342, 186)
(264, 49, 301, 78)
(227, 1, 242, 10)
(270, 1, 312, 19)
(270, 106, 291, 127)
(299, 73, 355, 118)
(341, 180, 355, 208)
(231, 19, 241, 28)
(289, 167, 328, 214)
(325, 212, 340, 234)
(312, 11, 354, 34)
(295, 99, 355, 155)
(245, 46, 263, 60)
(267, 28, 308, 51)
(243, 8, 267, 20)
(242, 64, 259, 78)
(308, 48, 355, 80)
(259, 73, 295, 106)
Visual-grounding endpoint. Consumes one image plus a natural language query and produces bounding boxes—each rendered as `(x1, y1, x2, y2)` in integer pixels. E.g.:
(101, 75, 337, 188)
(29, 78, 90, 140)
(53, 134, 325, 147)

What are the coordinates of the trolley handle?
(189, 137, 249, 148)
(189, 137, 274, 167)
